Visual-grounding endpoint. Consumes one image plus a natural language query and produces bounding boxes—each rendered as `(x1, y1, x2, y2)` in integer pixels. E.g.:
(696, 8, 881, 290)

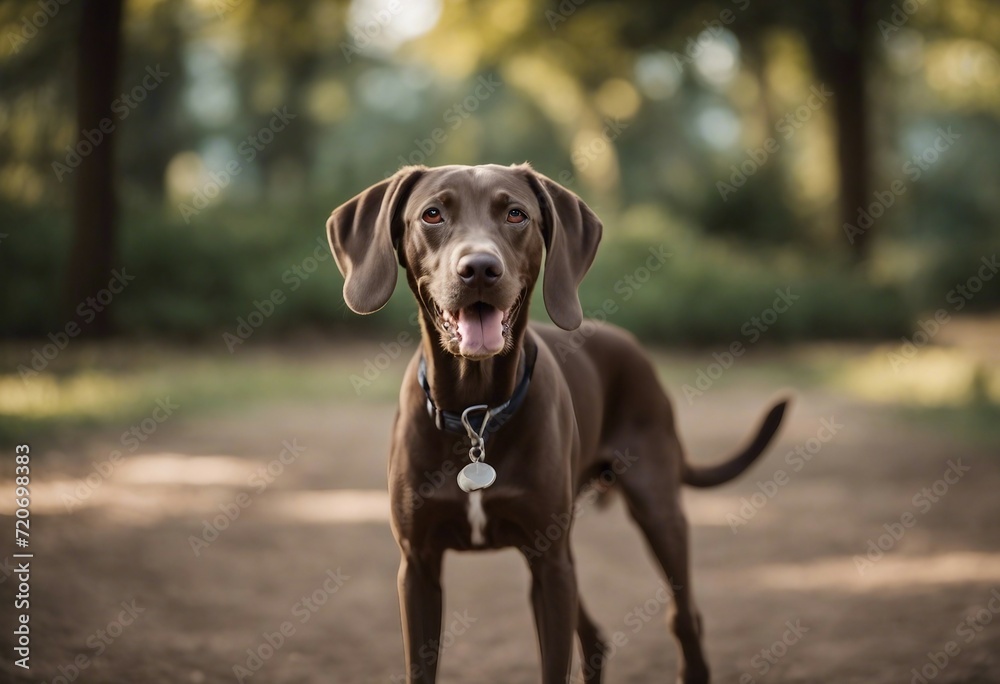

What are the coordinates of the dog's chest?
(426, 486, 529, 551)
(466, 491, 488, 546)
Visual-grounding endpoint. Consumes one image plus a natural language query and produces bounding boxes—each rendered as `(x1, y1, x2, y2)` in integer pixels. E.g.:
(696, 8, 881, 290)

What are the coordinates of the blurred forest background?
(1, 0, 998, 343)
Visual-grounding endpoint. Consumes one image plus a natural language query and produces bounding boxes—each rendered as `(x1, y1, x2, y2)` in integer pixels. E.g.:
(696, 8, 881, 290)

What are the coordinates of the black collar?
(418, 340, 538, 440)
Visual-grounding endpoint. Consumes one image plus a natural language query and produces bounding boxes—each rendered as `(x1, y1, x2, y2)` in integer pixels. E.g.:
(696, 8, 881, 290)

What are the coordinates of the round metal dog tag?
(457, 462, 496, 492)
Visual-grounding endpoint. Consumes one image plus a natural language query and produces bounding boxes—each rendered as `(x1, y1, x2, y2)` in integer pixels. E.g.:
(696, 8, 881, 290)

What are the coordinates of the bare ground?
(2, 366, 1000, 683)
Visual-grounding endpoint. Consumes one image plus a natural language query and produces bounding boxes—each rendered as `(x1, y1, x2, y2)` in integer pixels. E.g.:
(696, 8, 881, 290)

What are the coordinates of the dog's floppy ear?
(326, 166, 425, 314)
(524, 168, 603, 330)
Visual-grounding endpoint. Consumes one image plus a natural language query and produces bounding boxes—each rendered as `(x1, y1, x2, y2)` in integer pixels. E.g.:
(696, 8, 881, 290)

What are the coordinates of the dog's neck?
(416, 306, 530, 412)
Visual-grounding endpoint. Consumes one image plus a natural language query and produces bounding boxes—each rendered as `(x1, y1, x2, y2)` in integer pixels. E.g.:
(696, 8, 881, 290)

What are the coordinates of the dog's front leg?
(525, 544, 578, 684)
(398, 550, 444, 684)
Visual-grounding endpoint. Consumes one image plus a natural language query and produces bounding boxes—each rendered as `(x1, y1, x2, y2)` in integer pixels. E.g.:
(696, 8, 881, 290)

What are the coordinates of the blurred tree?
(603, 0, 877, 256)
(800, 0, 873, 260)
(64, 0, 123, 334)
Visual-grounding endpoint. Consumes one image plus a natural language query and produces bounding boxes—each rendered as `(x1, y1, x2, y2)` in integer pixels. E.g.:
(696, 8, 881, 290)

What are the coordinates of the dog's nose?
(457, 253, 503, 288)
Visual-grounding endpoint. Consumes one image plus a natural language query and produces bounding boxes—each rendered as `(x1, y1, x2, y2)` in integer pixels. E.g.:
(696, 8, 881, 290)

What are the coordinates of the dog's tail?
(682, 398, 790, 488)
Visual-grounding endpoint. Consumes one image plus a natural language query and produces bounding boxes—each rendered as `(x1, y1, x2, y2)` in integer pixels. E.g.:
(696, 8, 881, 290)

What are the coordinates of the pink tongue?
(457, 304, 505, 355)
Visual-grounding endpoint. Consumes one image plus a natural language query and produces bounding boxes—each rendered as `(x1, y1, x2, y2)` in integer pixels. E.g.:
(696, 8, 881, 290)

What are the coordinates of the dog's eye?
(506, 209, 527, 224)
(422, 208, 444, 225)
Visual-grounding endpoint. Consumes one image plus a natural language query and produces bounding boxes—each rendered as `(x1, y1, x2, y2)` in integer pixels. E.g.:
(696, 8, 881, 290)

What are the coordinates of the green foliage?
(574, 237, 912, 345)
(0, 205, 70, 335)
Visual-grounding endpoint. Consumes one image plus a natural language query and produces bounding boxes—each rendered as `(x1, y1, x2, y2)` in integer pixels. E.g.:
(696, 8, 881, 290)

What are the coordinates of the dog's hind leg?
(618, 434, 710, 684)
(576, 600, 608, 684)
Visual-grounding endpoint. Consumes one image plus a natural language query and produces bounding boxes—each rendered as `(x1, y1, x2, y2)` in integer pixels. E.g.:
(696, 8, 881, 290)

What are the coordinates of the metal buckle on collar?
(460, 404, 492, 461)
(456, 404, 497, 492)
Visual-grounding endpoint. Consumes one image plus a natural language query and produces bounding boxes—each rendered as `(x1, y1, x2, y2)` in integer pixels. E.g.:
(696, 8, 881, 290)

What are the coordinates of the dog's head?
(327, 163, 602, 359)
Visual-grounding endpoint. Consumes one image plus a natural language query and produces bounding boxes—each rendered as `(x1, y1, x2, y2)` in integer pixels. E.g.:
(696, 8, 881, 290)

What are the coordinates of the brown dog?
(327, 163, 788, 684)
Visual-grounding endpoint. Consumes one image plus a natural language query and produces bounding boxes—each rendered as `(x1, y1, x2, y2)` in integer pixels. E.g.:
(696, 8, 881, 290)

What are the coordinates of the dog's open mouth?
(434, 295, 521, 357)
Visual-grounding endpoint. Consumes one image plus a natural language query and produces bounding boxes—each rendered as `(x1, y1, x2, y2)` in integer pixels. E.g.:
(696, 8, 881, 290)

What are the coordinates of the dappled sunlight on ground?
(0, 370, 138, 418)
(0, 452, 391, 525)
(116, 452, 252, 485)
(836, 345, 999, 406)
(748, 551, 1000, 591)
(267, 490, 390, 523)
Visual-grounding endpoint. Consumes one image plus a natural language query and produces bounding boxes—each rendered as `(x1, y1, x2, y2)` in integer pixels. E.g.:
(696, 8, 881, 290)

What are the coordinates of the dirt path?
(3, 382, 999, 683)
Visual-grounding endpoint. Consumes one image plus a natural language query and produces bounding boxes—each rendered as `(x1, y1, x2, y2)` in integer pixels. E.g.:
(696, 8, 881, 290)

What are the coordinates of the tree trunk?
(825, 0, 872, 260)
(64, 0, 124, 335)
